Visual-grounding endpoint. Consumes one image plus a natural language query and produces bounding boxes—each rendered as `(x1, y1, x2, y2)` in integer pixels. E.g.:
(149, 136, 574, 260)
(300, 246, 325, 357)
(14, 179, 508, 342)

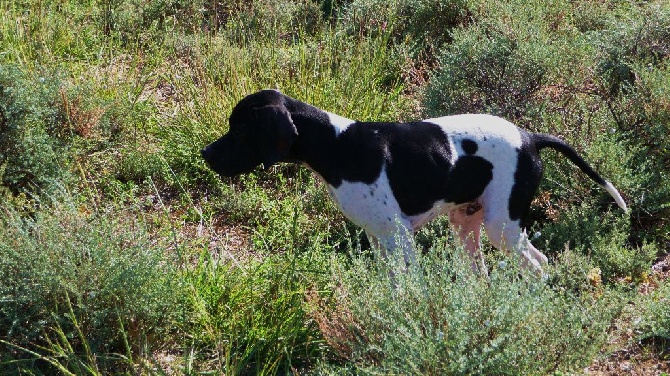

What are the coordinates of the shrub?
(637, 279, 670, 344)
(0, 191, 182, 374)
(535, 194, 656, 283)
(423, 24, 548, 120)
(217, 0, 325, 44)
(309, 245, 627, 375)
(590, 2, 670, 244)
(97, 0, 203, 45)
(0, 65, 69, 195)
(595, 3, 670, 97)
(342, 0, 471, 56)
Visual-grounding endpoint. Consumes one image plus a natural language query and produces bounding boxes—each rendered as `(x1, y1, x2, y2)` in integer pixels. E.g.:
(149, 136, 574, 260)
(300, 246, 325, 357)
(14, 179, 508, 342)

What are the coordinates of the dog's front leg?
(367, 223, 416, 267)
(366, 234, 385, 257)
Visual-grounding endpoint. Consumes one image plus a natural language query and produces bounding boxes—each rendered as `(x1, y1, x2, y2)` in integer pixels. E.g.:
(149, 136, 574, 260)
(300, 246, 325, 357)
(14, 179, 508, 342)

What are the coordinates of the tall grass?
(151, 28, 415, 188)
(180, 247, 331, 374)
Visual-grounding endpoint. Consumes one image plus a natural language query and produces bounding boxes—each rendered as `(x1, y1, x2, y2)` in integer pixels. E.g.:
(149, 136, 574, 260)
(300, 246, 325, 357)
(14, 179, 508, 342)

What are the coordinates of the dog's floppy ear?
(254, 105, 298, 169)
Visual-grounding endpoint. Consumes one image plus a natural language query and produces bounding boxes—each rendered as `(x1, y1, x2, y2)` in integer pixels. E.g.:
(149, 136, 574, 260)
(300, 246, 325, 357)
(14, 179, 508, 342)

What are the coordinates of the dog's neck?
(283, 100, 351, 185)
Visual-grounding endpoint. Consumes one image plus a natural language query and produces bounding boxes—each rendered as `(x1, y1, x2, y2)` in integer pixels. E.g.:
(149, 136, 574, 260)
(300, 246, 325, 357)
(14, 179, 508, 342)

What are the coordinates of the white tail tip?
(603, 181, 628, 213)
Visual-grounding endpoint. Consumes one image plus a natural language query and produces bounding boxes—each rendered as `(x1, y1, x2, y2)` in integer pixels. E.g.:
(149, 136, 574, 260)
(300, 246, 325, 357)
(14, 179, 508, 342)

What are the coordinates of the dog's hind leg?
(483, 211, 548, 272)
(481, 144, 548, 273)
(449, 201, 487, 274)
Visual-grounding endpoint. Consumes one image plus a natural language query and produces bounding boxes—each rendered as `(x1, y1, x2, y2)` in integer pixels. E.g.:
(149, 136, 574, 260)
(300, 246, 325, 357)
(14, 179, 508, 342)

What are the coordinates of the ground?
(589, 253, 670, 375)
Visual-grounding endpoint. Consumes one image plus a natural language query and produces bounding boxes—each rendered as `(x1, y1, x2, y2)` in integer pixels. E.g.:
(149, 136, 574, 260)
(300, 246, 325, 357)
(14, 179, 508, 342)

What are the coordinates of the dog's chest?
(325, 168, 407, 235)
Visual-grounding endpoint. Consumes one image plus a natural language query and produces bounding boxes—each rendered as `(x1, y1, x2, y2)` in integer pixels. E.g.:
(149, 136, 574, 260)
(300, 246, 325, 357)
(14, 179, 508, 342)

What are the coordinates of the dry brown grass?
(305, 286, 368, 362)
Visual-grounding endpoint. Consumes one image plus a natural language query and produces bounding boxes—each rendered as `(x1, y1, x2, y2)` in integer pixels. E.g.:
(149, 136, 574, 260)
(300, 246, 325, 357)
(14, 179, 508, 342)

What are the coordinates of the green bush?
(97, 0, 203, 45)
(422, 0, 599, 121)
(311, 247, 627, 375)
(595, 3, 669, 97)
(423, 24, 548, 120)
(0, 192, 182, 374)
(342, 0, 470, 56)
(590, 2, 670, 243)
(0, 65, 69, 195)
(637, 279, 670, 343)
(537, 195, 655, 283)
(224, 0, 325, 43)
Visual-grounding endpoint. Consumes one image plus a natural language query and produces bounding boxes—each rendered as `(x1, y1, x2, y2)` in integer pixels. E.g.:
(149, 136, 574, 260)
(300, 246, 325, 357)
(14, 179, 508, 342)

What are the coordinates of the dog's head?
(201, 89, 298, 177)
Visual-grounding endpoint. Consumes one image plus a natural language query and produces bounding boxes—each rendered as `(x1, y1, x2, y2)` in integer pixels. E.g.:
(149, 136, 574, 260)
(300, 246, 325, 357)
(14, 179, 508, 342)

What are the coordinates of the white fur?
(326, 167, 415, 263)
(604, 180, 628, 213)
(327, 111, 355, 136)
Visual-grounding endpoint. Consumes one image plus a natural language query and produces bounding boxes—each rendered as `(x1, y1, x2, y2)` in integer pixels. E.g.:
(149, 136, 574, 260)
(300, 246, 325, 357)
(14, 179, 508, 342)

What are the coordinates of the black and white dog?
(201, 89, 628, 273)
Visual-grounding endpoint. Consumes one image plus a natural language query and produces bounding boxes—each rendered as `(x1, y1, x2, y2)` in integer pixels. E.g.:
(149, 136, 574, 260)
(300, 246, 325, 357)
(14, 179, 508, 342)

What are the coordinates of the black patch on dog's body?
(373, 121, 487, 216)
(444, 155, 493, 206)
(508, 130, 543, 224)
(461, 139, 478, 155)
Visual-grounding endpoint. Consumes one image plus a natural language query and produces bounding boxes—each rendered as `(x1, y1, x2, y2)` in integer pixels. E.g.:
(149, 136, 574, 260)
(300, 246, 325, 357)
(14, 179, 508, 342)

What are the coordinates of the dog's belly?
(406, 200, 457, 230)
(326, 168, 463, 235)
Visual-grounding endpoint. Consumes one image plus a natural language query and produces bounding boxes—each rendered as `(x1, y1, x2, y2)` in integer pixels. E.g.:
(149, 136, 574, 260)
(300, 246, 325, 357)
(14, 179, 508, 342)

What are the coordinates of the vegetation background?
(0, 0, 668, 374)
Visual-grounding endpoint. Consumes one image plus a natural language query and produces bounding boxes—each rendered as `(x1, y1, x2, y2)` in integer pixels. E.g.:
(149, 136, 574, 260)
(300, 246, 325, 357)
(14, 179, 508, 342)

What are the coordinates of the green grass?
(0, 0, 668, 374)
(180, 246, 330, 374)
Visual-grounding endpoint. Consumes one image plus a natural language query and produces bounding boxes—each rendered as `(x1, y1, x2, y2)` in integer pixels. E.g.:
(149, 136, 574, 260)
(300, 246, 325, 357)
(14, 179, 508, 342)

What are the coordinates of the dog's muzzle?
(200, 147, 211, 162)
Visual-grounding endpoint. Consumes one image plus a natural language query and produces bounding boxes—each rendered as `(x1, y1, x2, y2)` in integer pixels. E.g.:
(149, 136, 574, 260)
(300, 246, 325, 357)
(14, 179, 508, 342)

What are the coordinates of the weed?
(310, 246, 628, 375)
(0, 190, 182, 374)
(0, 65, 70, 195)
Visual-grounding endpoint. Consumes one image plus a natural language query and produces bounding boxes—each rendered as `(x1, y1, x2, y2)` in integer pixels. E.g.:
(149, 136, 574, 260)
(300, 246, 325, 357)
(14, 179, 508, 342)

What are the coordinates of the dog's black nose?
(200, 147, 209, 160)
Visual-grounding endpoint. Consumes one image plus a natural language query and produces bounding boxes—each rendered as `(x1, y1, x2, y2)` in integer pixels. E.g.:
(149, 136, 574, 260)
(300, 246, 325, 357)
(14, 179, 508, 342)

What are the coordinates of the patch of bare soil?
(588, 253, 670, 375)
(167, 210, 256, 267)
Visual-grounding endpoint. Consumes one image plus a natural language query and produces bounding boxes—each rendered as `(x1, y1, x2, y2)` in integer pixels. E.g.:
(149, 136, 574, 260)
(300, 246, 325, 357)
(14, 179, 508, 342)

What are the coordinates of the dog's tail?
(532, 133, 628, 213)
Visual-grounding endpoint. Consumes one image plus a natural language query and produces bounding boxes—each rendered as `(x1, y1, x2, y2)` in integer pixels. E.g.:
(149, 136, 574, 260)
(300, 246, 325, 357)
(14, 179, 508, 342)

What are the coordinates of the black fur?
(532, 133, 606, 186)
(461, 139, 478, 155)
(508, 130, 543, 224)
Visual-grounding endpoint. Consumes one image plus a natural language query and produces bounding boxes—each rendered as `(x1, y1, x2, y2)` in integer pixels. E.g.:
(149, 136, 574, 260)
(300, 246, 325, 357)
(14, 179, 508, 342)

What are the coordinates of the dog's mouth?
(200, 145, 221, 171)
(201, 150, 233, 177)
(200, 141, 261, 178)
(201, 142, 231, 176)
